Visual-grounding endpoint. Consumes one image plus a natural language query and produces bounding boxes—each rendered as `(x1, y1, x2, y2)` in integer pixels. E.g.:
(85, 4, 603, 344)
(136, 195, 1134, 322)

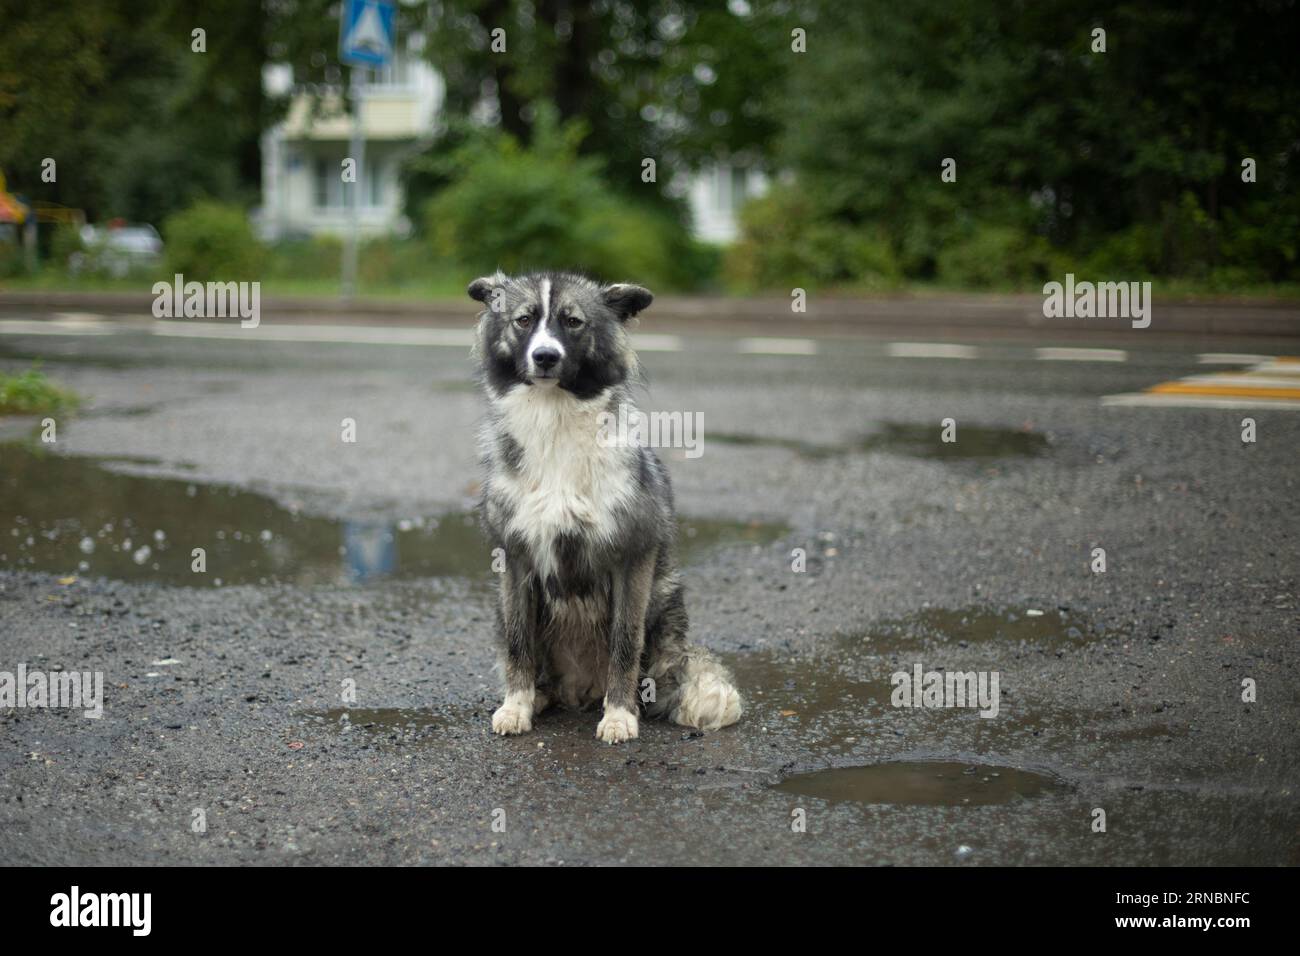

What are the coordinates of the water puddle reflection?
(0, 443, 785, 585)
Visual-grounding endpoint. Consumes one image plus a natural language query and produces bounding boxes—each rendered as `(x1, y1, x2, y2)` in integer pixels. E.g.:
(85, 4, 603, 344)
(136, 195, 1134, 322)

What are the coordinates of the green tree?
(774, 0, 1300, 281)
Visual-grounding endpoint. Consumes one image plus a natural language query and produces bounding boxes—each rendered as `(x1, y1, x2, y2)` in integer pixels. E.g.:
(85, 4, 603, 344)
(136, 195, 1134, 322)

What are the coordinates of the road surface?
(0, 307, 1296, 865)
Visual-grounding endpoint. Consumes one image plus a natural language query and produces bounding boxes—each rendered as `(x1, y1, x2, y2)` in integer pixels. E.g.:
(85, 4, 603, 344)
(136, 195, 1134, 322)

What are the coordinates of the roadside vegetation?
(0, 365, 81, 417)
(1, 2, 1294, 299)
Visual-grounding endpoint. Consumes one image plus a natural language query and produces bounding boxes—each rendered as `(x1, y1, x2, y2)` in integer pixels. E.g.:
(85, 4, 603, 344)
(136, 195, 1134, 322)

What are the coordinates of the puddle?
(772, 761, 1066, 806)
(861, 605, 1106, 649)
(727, 605, 1119, 753)
(728, 650, 886, 732)
(299, 707, 439, 744)
(866, 424, 1048, 460)
(678, 516, 786, 554)
(710, 423, 1048, 460)
(0, 443, 783, 585)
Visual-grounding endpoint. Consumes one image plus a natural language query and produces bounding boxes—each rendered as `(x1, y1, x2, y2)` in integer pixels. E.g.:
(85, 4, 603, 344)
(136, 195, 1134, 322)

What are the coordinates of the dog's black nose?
(532, 348, 561, 371)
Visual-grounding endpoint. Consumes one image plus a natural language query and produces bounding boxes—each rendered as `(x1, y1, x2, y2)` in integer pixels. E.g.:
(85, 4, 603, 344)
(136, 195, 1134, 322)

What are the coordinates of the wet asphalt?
(0, 319, 1297, 866)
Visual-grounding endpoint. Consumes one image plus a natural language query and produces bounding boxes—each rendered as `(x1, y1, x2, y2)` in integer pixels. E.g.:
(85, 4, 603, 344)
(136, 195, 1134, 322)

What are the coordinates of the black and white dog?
(470, 271, 742, 743)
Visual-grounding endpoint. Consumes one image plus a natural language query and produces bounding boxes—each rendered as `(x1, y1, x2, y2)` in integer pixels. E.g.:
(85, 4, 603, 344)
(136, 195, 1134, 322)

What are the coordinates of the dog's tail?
(645, 644, 742, 731)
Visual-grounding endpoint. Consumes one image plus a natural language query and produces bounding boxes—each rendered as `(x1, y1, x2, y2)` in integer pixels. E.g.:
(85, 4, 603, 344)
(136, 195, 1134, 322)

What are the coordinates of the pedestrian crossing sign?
(339, 0, 395, 68)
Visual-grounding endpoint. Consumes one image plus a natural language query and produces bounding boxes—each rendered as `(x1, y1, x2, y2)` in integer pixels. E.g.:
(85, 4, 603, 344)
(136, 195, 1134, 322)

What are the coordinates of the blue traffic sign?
(339, 0, 395, 68)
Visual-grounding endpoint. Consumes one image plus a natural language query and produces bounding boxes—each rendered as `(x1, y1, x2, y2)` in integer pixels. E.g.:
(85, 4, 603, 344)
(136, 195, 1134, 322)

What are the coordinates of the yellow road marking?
(1148, 382, 1300, 400)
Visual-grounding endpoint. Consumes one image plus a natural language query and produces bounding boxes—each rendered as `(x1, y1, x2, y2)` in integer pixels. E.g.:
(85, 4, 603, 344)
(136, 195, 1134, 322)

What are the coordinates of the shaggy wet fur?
(470, 270, 742, 743)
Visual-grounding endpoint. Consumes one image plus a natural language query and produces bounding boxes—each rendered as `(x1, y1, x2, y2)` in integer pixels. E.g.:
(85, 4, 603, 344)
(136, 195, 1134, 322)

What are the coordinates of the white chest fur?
(490, 386, 635, 578)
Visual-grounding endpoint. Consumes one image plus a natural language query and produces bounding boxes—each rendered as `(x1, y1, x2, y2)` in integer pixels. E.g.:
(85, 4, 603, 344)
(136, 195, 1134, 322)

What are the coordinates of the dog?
(469, 270, 743, 743)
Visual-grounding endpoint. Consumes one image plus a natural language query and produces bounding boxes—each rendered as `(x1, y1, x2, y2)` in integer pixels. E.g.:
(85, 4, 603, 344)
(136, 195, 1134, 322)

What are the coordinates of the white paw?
(492, 691, 534, 736)
(675, 674, 743, 731)
(595, 706, 639, 744)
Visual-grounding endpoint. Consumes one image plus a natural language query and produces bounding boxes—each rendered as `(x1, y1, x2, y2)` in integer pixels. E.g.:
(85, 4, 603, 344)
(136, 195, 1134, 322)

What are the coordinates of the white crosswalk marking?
(1198, 353, 1271, 365)
(1104, 357, 1300, 409)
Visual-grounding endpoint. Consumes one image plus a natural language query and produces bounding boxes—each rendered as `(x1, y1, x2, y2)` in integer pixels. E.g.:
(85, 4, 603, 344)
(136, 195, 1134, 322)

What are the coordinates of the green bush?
(725, 185, 902, 290)
(49, 222, 85, 269)
(357, 236, 435, 287)
(162, 201, 262, 282)
(263, 235, 344, 281)
(424, 111, 696, 289)
(935, 224, 1057, 289)
(0, 241, 26, 278)
(1217, 198, 1298, 283)
(1080, 223, 1163, 279)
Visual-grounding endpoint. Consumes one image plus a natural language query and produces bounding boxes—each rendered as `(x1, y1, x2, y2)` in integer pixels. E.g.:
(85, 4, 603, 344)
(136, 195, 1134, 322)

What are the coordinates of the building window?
(370, 55, 410, 89)
(731, 167, 749, 211)
(314, 158, 334, 208)
(314, 156, 383, 209)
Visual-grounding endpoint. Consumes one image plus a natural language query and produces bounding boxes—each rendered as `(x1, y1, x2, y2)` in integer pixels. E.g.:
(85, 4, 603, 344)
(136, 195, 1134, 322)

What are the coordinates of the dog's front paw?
(595, 705, 639, 744)
(492, 694, 534, 736)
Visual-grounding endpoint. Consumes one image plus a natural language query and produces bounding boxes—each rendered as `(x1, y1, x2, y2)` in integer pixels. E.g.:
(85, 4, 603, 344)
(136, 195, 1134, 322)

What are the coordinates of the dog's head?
(470, 271, 653, 399)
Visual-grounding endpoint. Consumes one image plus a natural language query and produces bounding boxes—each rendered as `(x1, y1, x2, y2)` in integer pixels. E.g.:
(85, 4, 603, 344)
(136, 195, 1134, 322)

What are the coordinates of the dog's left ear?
(603, 283, 653, 319)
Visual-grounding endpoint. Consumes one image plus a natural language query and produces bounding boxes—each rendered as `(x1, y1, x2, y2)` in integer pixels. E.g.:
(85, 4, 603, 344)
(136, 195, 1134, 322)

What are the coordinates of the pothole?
(859, 605, 1110, 650)
(299, 707, 439, 744)
(772, 761, 1067, 806)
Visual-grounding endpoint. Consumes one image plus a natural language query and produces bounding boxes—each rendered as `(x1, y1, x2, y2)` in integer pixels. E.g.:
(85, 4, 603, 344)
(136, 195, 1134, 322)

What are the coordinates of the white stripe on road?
(53, 312, 107, 324)
(630, 334, 684, 352)
(1197, 353, 1272, 365)
(152, 321, 475, 347)
(887, 342, 978, 359)
(0, 319, 115, 336)
(737, 336, 818, 355)
(1035, 347, 1127, 362)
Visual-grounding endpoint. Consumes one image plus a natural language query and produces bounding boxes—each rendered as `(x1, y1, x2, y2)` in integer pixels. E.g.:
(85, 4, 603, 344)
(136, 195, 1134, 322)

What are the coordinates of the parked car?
(69, 220, 163, 277)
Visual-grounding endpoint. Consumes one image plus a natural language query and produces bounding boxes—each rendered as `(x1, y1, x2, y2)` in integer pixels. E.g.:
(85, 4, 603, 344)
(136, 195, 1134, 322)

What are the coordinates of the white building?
(256, 54, 762, 244)
(257, 51, 442, 241)
(685, 164, 769, 243)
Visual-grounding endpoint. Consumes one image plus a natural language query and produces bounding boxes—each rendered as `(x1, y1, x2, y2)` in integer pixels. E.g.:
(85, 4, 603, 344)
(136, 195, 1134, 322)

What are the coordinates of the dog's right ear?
(467, 276, 495, 304)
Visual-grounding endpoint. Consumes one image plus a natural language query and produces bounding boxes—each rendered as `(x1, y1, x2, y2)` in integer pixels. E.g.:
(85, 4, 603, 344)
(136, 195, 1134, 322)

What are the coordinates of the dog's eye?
(514, 312, 533, 328)
(564, 314, 583, 330)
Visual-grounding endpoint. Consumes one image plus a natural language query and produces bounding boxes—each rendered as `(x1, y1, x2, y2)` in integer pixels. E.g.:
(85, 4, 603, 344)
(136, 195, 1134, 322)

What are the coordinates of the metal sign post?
(342, 66, 366, 300)
(338, 0, 395, 300)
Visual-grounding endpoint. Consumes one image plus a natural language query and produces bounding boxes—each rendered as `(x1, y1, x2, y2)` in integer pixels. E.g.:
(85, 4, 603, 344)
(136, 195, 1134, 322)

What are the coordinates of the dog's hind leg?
(649, 645, 743, 731)
(641, 581, 742, 732)
(531, 689, 550, 716)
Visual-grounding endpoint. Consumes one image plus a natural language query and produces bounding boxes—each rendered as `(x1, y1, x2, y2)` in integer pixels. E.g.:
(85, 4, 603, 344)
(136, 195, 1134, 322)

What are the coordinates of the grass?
(0, 365, 82, 417)
(0, 267, 470, 303)
(4, 261, 1300, 303)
